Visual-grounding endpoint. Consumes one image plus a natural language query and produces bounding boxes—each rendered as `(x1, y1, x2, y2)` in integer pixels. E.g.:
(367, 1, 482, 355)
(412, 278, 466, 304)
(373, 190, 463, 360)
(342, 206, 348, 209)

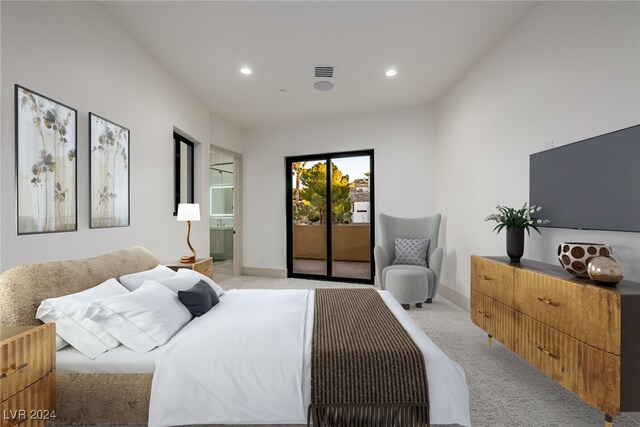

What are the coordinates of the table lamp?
(177, 203, 200, 263)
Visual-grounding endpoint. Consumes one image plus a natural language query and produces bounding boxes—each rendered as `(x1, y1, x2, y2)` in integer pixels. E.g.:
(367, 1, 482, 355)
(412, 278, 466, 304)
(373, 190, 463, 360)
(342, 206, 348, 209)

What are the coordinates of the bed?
(0, 247, 470, 426)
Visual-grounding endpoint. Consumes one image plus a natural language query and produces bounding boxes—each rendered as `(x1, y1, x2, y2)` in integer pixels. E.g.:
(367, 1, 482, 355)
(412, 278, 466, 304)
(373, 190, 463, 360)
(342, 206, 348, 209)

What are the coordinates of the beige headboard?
(0, 246, 160, 326)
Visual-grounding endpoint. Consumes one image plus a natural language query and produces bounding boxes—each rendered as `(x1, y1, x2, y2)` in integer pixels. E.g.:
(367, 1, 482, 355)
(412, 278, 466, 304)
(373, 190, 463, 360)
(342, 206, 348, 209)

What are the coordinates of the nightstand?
(0, 323, 56, 426)
(166, 257, 213, 278)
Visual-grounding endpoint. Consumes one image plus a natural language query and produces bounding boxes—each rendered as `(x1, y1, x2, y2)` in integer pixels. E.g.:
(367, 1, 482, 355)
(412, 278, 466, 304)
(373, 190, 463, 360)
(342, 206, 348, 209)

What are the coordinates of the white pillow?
(85, 280, 192, 353)
(56, 335, 69, 351)
(156, 269, 224, 297)
(119, 265, 176, 291)
(36, 278, 126, 359)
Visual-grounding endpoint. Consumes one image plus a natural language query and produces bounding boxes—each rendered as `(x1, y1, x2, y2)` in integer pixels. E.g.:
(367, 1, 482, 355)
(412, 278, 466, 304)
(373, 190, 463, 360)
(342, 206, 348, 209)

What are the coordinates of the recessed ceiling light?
(385, 69, 397, 77)
(240, 67, 252, 75)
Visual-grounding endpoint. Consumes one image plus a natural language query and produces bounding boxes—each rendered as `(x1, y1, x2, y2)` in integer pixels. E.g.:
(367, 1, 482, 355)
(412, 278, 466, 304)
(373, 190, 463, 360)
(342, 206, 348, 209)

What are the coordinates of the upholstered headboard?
(0, 246, 160, 326)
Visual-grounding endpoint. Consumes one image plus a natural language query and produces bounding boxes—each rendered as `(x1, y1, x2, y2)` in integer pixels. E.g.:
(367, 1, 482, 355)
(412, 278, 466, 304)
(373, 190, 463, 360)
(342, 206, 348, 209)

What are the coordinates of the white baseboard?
(241, 266, 287, 278)
(438, 283, 470, 312)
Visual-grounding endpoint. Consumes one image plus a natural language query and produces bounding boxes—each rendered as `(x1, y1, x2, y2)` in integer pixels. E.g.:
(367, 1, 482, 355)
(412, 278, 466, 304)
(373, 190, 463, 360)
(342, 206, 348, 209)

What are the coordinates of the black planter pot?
(506, 227, 525, 263)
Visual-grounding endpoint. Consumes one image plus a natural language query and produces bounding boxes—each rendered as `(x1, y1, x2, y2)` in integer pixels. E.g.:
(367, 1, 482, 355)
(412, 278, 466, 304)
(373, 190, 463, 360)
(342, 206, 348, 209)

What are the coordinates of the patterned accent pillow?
(392, 238, 430, 267)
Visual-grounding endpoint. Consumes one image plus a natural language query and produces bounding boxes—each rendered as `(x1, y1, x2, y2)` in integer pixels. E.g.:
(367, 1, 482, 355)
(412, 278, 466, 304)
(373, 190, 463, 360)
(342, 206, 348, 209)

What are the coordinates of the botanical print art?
(90, 113, 129, 228)
(16, 85, 77, 234)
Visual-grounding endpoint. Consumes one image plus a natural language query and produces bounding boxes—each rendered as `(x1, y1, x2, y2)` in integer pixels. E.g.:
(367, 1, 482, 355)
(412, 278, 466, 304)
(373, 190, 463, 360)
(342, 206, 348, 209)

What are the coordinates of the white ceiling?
(101, 1, 537, 128)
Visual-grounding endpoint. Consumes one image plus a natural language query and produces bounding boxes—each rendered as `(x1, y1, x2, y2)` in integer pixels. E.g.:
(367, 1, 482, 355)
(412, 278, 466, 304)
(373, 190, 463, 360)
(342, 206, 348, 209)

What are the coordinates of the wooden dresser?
(166, 257, 213, 278)
(470, 256, 640, 426)
(0, 323, 56, 427)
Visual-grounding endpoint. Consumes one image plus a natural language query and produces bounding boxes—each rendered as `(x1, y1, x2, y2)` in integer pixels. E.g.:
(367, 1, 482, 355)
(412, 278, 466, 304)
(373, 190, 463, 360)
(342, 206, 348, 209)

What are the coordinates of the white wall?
(0, 2, 240, 270)
(210, 113, 242, 155)
(242, 106, 436, 273)
(435, 1, 640, 299)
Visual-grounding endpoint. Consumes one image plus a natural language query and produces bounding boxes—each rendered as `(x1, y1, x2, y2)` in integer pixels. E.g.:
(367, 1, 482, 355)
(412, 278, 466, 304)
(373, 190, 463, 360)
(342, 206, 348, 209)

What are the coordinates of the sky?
(332, 156, 370, 181)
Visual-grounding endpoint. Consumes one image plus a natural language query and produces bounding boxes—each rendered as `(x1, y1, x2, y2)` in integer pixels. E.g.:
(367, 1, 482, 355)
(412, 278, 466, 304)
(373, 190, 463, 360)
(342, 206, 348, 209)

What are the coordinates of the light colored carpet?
(212, 259, 233, 274)
(213, 274, 640, 427)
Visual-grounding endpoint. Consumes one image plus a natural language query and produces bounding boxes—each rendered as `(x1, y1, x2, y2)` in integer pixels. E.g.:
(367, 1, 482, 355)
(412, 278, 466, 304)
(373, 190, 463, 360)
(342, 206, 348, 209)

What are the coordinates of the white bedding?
(56, 344, 158, 374)
(149, 289, 470, 427)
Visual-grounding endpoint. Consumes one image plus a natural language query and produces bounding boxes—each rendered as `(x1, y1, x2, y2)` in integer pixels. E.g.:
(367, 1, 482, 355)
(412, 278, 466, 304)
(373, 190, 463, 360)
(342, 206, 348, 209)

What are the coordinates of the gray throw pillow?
(178, 280, 219, 317)
(392, 238, 430, 267)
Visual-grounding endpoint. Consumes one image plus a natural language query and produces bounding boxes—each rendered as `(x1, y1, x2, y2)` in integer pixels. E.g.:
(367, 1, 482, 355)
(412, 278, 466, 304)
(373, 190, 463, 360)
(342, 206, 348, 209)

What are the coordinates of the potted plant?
(484, 203, 550, 263)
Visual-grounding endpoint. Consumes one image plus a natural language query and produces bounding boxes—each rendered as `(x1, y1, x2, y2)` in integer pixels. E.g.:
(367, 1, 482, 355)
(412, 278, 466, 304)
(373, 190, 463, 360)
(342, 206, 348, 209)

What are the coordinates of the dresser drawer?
(471, 290, 516, 349)
(514, 269, 620, 354)
(471, 256, 514, 307)
(484, 298, 516, 350)
(470, 290, 488, 331)
(0, 324, 55, 402)
(0, 371, 55, 427)
(516, 314, 620, 416)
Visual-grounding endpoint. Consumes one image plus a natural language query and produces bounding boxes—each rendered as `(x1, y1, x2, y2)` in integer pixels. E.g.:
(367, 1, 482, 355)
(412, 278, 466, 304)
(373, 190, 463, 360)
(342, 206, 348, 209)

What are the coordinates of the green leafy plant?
(294, 162, 352, 224)
(484, 203, 550, 235)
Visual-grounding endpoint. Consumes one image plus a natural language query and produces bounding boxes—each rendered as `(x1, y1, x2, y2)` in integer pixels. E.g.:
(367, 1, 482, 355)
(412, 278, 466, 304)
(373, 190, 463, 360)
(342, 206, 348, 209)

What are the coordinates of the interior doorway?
(286, 150, 374, 284)
(210, 148, 241, 275)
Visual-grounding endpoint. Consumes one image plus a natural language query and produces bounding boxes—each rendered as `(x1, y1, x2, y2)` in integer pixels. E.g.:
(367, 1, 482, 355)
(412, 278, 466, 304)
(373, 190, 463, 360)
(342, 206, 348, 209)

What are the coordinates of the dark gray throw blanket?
(310, 288, 430, 426)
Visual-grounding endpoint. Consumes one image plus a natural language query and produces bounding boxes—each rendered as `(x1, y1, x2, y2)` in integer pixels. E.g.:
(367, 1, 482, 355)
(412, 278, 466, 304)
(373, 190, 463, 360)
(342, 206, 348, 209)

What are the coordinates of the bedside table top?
(165, 257, 212, 268)
(0, 325, 37, 342)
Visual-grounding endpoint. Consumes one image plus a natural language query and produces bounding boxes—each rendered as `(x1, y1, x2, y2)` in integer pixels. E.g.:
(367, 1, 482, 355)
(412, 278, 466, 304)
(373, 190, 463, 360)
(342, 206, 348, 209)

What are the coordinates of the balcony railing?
(293, 223, 370, 262)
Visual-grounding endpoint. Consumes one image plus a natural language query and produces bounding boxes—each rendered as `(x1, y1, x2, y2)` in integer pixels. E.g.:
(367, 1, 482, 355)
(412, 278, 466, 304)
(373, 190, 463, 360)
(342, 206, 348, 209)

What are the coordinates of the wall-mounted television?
(530, 124, 640, 232)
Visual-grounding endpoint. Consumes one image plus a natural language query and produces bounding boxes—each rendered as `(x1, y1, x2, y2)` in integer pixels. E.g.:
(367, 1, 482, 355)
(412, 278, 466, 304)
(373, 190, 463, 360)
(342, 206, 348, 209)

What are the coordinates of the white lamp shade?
(177, 203, 201, 221)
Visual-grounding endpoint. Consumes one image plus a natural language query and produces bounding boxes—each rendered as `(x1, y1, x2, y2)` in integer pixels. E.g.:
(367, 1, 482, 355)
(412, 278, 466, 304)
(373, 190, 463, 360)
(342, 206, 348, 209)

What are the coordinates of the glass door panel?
(291, 159, 328, 276)
(330, 156, 372, 280)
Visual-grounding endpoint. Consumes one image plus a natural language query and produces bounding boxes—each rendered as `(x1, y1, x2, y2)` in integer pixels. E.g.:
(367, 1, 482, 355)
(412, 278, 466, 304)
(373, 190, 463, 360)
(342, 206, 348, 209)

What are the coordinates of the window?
(173, 132, 195, 215)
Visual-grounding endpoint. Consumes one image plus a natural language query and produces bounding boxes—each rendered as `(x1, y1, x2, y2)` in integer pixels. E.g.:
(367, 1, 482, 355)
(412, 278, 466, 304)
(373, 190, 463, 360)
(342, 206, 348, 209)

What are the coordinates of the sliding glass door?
(286, 150, 374, 284)
(330, 155, 372, 280)
(290, 157, 328, 277)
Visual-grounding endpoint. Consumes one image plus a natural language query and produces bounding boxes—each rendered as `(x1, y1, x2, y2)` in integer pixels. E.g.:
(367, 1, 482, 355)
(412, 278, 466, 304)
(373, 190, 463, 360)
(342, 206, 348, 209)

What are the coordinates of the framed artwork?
(16, 85, 77, 235)
(89, 113, 130, 228)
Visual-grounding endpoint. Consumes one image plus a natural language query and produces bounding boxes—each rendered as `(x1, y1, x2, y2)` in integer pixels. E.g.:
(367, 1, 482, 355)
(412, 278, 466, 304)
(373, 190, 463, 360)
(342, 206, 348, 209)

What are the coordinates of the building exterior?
(350, 181, 370, 223)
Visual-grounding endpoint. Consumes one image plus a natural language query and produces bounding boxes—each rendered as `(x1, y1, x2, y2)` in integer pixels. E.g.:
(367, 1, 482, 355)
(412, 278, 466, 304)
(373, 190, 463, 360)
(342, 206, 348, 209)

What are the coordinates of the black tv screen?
(530, 124, 640, 232)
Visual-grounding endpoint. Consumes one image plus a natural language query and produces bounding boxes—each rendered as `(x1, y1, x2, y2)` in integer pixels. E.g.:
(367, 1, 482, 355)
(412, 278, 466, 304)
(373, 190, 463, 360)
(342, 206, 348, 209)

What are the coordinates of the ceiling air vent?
(315, 66, 334, 78)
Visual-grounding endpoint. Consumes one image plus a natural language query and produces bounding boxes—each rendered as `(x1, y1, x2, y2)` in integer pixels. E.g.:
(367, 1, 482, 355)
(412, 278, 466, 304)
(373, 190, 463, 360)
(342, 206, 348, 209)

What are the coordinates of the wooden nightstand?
(166, 257, 213, 278)
(0, 323, 56, 427)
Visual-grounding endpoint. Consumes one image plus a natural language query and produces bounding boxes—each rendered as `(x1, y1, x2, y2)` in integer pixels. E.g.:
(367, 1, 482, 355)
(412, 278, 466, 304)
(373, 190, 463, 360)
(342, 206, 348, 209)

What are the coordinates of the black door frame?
(285, 149, 375, 284)
(173, 132, 195, 216)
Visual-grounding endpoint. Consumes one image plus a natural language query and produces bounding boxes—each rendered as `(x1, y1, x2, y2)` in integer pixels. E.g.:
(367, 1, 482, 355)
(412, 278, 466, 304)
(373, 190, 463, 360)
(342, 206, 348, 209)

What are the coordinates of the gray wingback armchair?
(374, 213, 443, 307)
